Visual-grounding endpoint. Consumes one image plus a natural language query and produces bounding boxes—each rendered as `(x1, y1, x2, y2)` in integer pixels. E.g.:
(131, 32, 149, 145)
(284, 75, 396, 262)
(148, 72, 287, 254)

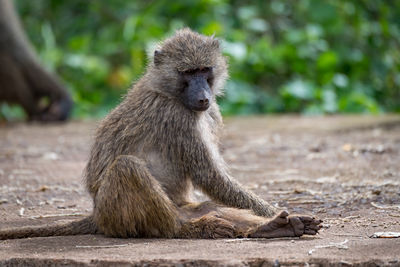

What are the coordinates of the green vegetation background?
(8, 0, 400, 118)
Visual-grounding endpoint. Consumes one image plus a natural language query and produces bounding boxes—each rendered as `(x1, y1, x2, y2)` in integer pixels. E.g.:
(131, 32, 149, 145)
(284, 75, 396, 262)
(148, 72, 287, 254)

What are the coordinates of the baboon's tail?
(0, 216, 98, 240)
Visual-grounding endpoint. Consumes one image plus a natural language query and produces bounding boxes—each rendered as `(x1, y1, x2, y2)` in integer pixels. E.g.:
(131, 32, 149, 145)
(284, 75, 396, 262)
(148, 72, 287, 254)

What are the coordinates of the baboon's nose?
(199, 98, 209, 105)
(198, 98, 210, 109)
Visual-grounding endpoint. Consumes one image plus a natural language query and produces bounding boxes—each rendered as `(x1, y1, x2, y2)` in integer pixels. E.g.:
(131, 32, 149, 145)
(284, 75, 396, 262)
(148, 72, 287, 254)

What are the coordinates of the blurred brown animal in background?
(0, 0, 72, 121)
(0, 29, 321, 240)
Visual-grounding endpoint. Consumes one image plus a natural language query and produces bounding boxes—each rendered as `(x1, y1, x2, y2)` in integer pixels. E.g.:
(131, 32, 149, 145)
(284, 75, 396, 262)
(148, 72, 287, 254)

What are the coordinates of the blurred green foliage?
(12, 0, 400, 117)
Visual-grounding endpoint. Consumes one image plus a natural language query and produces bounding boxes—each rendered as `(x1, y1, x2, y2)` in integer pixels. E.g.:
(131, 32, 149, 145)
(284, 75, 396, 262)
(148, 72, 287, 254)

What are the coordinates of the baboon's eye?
(200, 67, 211, 73)
(183, 69, 196, 75)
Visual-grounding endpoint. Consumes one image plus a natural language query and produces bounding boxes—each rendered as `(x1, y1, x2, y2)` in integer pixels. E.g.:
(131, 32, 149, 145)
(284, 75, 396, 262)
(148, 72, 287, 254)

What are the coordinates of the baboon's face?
(178, 67, 214, 112)
(152, 29, 228, 110)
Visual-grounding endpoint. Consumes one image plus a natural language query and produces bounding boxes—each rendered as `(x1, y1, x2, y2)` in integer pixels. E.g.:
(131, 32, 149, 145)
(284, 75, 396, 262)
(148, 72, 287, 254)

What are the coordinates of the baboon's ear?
(154, 50, 163, 66)
(211, 38, 220, 49)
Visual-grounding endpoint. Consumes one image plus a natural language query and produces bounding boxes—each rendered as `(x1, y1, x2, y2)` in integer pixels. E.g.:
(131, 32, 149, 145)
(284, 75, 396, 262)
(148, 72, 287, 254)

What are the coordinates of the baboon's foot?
(249, 211, 322, 238)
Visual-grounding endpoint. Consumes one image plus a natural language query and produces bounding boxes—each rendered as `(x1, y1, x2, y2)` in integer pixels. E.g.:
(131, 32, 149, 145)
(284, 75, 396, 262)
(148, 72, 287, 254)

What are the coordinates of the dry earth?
(0, 115, 399, 266)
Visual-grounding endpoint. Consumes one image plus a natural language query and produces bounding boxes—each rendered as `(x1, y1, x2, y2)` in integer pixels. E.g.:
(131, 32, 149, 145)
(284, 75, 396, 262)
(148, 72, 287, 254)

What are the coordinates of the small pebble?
(19, 207, 25, 216)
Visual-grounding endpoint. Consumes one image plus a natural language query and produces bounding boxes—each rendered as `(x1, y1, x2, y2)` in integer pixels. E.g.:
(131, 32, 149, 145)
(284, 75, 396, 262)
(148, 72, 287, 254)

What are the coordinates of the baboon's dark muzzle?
(186, 76, 211, 112)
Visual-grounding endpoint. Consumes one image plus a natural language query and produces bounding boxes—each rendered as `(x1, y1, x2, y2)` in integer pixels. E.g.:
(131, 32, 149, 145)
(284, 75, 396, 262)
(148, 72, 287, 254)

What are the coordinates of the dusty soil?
(0, 115, 399, 266)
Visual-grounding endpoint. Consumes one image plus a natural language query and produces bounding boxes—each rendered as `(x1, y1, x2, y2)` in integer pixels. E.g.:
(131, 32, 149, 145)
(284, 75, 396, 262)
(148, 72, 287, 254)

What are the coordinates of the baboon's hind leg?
(177, 202, 261, 239)
(177, 203, 323, 239)
(93, 155, 180, 238)
(178, 211, 237, 238)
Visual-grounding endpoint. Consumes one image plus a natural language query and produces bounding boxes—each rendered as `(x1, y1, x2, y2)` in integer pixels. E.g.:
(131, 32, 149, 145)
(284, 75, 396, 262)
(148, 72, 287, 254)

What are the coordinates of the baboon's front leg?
(248, 211, 323, 238)
(93, 155, 180, 238)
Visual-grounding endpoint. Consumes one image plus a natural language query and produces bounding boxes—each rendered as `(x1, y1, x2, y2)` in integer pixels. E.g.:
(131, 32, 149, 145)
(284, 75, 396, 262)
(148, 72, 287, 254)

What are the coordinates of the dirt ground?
(0, 115, 399, 266)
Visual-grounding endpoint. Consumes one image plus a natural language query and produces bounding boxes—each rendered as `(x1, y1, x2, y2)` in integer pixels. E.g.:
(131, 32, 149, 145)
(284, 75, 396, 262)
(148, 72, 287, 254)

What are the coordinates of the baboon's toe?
(274, 210, 290, 225)
(289, 216, 305, 237)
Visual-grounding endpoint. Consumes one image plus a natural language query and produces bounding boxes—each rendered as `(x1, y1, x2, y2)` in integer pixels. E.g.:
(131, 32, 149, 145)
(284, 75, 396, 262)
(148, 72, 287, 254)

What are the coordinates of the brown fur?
(0, 0, 72, 121)
(83, 29, 277, 238)
(0, 29, 322, 240)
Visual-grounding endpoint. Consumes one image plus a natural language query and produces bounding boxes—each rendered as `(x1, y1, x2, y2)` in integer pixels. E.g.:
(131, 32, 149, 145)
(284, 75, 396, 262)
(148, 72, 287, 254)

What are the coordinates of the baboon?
(0, 0, 72, 121)
(0, 29, 322, 240)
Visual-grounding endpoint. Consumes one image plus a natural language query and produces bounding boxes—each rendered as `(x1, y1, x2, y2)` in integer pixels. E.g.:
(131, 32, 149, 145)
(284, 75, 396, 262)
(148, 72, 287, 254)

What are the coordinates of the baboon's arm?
(188, 139, 277, 218)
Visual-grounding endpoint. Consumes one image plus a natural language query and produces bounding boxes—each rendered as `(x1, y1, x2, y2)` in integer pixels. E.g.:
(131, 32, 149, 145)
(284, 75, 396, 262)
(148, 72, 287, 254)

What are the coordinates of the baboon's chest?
(143, 151, 189, 205)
